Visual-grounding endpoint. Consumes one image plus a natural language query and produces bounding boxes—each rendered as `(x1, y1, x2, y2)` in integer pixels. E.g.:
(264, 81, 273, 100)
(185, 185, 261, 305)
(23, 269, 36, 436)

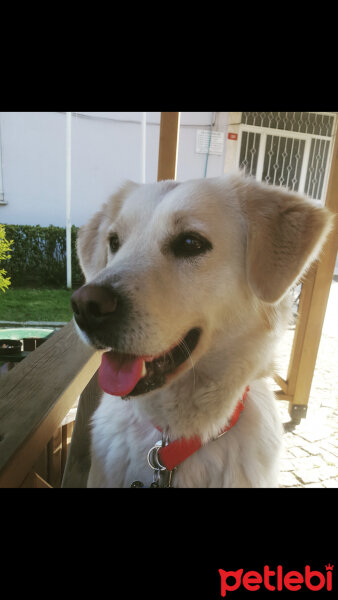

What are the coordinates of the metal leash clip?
(147, 431, 174, 488)
(130, 430, 175, 488)
(147, 440, 167, 472)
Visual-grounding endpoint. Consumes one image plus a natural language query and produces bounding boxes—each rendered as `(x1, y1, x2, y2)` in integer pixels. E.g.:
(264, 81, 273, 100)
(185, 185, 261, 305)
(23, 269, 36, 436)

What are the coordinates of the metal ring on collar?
(147, 441, 167, 471)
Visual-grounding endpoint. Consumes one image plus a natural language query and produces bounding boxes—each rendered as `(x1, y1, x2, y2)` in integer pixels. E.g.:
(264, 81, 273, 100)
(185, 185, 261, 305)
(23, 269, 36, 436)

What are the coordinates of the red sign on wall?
(228, 132, 238, 140)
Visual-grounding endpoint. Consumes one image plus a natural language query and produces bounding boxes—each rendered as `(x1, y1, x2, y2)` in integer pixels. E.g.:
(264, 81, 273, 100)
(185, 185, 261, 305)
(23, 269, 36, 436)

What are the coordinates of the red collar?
(155, 386, 249, 472)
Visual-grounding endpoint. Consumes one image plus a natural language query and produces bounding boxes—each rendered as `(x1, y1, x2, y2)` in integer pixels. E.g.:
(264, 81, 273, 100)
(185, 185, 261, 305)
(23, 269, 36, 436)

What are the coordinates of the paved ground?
(274, 278, 338, 487)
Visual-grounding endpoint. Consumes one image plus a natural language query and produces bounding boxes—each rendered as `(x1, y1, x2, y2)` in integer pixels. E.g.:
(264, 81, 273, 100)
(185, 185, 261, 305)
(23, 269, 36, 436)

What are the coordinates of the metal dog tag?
(160, 468, 174, 488)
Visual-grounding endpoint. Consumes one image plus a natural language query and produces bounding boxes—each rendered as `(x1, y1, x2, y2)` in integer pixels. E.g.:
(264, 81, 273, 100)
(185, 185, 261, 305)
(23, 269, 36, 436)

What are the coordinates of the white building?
(0, 111, 337, 273)
(0, 112, 229, 227)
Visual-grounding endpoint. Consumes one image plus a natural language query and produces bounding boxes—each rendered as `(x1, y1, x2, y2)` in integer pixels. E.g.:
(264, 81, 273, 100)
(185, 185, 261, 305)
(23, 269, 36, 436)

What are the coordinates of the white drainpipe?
(66, 112, 72, 289)
(141, 112, 146, 183)
(0, 115, 5, 204)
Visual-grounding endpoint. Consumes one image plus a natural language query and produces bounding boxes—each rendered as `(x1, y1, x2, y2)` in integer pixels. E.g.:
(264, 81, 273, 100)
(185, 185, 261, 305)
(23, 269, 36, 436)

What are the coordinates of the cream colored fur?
(75, 174, 333, 488)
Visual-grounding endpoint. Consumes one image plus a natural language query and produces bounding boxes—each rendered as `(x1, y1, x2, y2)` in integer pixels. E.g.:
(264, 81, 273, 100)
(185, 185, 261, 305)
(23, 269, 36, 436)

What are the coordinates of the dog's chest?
(89, 394, 244, 487)
(89, 394, 161, 487)
(88, 384, 282, 488)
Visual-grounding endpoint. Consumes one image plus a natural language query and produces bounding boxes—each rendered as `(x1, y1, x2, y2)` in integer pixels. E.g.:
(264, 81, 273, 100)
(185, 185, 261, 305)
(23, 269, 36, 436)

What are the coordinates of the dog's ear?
(77, 208, 109, 281)
(243, 181, 334, 303)
(77, 181, 138, 281)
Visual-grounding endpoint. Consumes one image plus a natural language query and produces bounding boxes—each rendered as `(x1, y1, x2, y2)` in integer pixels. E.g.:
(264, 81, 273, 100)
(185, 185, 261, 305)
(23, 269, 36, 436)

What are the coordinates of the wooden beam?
(61, 371, 101, 488)
(21, 471, 52, 488)
(273, 373, 288, 395)
(275, 390, 293, 402)
(286, 128, 338, 414)
(157, 112, 180, 181)
(0, 321, 101, 488)
(61, 421, 74, 478)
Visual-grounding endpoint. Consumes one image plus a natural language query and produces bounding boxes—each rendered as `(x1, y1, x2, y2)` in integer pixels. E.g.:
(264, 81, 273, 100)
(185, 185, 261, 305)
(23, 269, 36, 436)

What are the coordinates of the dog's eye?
(109, 233, 120, 253)
(171, 232, 212, 258)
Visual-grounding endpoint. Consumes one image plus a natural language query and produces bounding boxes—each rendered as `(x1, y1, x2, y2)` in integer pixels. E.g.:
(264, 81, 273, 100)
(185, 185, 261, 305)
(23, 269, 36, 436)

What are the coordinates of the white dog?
(71, 174, 332, 487)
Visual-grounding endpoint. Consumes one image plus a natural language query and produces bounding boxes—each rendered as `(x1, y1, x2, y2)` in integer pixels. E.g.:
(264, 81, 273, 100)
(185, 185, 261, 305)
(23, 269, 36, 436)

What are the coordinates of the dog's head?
(71, 175, 333, 398)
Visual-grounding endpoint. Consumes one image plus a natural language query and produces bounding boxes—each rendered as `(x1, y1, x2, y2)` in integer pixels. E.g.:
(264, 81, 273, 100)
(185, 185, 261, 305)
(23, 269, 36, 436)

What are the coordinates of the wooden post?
(285, 129, 338, 419)
(61, 372, 101, 488)
(157, 112, 180, 181)
(47, 428, 63, 487)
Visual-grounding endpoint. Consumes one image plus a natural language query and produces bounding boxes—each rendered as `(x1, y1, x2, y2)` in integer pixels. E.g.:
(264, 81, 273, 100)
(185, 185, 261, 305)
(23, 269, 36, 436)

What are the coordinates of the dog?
(71, 174, 333, 487)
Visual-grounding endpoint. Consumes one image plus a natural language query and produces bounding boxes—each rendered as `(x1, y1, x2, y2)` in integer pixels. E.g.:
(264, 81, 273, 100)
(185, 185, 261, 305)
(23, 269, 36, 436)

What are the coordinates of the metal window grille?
(304, 138, 331, 200)
(237, 111, 336, 202)
(238, 131, 261, 176)
(241, 112, 335, 137)
(262, 135, 305, 191)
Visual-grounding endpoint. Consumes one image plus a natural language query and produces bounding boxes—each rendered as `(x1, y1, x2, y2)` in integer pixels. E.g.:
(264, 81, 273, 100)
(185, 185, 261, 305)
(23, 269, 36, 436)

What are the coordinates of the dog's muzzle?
(71, 283, 132, 348)
(71, 283, 201, 398)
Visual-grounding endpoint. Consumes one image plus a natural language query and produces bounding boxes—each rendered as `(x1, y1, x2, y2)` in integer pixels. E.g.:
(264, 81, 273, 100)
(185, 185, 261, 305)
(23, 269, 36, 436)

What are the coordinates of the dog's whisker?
(178, 338, 196, 393)
(167, 349, 176, 371)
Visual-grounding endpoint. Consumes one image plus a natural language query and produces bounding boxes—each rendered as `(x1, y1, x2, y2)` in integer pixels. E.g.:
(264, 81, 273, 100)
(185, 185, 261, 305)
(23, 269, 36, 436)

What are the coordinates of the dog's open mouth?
(98, 328, 201, 398)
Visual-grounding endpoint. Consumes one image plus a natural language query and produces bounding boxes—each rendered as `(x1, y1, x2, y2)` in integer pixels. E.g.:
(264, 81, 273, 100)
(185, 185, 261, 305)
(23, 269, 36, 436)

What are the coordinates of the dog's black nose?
(71, 284, 118, 331)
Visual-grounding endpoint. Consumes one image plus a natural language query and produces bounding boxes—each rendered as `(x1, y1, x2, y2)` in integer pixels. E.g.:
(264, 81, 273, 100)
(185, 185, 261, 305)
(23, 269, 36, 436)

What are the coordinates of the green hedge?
(2, 224, 84, 288)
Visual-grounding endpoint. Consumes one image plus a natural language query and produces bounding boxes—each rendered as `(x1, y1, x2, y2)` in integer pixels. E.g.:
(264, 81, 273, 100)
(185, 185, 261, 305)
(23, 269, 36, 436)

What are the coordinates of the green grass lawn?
(0, 287, 74, 322)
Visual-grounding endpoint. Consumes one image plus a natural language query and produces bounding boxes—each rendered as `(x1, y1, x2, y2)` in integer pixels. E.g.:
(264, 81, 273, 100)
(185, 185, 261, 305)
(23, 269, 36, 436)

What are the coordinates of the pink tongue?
(98, 351, 144, 397)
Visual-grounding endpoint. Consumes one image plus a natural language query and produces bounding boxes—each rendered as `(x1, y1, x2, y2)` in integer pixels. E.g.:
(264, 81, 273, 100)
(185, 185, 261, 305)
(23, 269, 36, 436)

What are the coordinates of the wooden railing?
(0, 321, 100, 487)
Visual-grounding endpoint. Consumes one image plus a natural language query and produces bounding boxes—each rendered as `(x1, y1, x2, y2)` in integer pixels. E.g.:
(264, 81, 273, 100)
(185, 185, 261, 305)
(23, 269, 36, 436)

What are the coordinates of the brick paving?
(275, 279, 338, 487)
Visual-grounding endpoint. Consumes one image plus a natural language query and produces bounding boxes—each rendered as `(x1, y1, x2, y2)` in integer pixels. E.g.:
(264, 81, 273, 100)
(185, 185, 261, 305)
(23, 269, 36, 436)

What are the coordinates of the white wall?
(0, 112, 229, 228)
